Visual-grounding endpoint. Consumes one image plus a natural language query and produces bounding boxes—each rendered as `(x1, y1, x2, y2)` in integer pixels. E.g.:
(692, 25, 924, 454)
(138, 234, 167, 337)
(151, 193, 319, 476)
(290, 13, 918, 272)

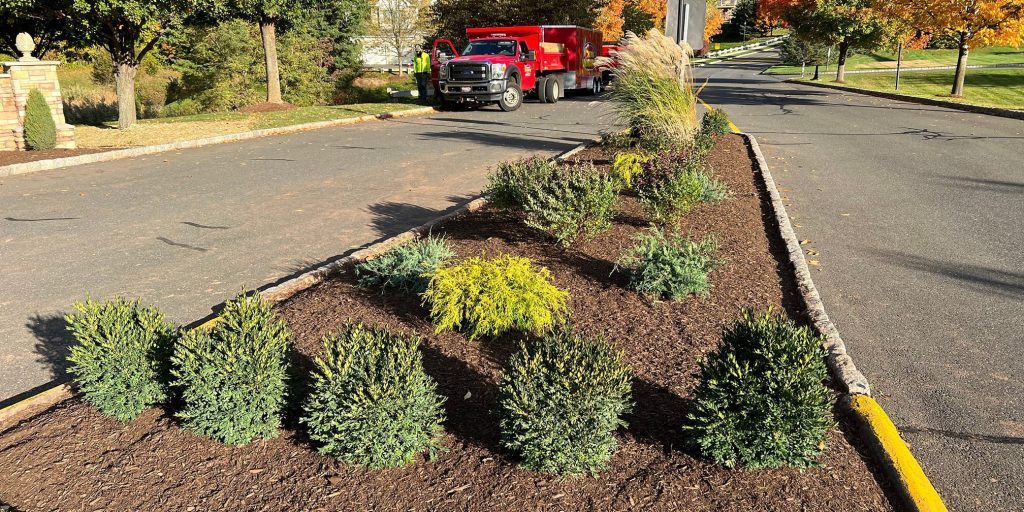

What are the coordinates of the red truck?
(432, 25, 604, 112)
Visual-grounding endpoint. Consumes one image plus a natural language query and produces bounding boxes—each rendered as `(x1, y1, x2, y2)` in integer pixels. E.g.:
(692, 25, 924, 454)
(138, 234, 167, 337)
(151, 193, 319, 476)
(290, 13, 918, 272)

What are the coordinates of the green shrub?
(618, 229, 719, 300)
(172, 291, 290, 445)
(701, 108, 732, 136)
(65, 298, 177, 421)
(423, 255, 569, 340)
(160, 98, 203, 118)
(24, 89, 56, 150)
(611, 152, 649, 189)
(498, 331, 633, 474)
(356, 235, 455, 294)
(633, 151, 727, 224)
(484, 157, 557, 210)
(302, 323, 445, 467)
(685, 309, 834, 469)
(633, 152, 706, 225)
(521, 162, 617, 248)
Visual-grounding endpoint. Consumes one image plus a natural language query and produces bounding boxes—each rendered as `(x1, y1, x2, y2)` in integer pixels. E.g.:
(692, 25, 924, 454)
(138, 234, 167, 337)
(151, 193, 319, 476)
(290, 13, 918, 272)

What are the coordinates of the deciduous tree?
(596, 0, 626, 41)
(214, 0, 301, 104)
(370, 0, 431, 74)
(705, 0, 725, 48)
(879, 0, 1024, 96)
(69, 0, 199, 129)
(0, 0, 81, 57)
(784, 0, 891, 82)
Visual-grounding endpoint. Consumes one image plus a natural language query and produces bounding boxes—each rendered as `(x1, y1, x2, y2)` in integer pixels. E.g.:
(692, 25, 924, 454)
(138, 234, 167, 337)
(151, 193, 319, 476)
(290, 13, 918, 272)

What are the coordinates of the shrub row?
(69, 293, 830, 473)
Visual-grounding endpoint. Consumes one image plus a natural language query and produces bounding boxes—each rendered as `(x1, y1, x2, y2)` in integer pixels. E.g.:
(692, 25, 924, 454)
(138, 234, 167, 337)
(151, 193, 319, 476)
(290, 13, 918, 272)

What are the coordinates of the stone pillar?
(0, 33, 76, 151)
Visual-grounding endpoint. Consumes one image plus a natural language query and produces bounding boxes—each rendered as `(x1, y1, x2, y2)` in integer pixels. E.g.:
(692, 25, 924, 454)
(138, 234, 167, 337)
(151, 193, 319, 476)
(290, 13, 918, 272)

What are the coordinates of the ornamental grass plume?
(605, 29, 698, 146)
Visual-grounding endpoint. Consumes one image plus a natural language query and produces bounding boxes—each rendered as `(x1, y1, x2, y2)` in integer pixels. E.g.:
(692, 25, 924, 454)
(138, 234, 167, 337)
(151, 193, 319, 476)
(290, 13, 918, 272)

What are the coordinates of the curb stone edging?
(742, 133, 871, 396)
(0, 106, 437, 179)
(788, 79, 1024, 121)
(0, 136, 595, 429)
(744, 132, 948, 511)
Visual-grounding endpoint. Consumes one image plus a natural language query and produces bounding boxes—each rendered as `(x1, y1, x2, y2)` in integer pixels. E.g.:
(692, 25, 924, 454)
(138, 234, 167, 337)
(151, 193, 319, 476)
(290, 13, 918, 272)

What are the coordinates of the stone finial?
(15, 33, 38, 61)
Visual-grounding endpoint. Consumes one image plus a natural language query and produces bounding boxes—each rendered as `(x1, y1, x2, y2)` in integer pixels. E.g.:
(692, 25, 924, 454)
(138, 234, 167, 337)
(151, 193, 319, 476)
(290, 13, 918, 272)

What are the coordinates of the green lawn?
(75, 103, 424, 149)
(796, 68, 1024, 110)
(708, 29, 789, 52)
(766, 46, 1024, 75)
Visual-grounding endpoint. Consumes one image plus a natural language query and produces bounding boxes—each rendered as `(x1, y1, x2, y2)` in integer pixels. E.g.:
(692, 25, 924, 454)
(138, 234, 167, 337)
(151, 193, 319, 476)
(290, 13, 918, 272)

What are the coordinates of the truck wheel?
(498, 82, 522, 112)
(544, 76, 560, 103)
(537, 76, 549, 103)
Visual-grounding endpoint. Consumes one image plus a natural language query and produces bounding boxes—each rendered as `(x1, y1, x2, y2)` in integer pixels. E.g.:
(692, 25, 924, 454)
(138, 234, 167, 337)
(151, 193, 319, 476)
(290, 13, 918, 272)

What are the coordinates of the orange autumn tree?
(596, 0, 626, 40)
(635, 0, 668, 28)
(759, 0, 796, 34)
(705, 0, 725, 48)
(880, 0, 1024, 96)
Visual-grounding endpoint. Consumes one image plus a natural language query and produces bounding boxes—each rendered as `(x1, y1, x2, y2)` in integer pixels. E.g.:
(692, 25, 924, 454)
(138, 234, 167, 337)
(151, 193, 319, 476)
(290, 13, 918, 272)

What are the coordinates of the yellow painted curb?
(846, 394, 948, 512)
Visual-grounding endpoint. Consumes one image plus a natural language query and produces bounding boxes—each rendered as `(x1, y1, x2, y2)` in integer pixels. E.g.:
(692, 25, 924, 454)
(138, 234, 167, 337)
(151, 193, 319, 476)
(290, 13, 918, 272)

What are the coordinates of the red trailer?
(432, 25, 604, 111)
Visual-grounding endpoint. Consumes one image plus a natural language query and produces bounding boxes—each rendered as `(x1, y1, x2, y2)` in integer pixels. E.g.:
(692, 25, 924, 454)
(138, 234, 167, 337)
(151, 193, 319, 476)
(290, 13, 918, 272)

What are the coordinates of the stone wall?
(0, 60, 76, 151)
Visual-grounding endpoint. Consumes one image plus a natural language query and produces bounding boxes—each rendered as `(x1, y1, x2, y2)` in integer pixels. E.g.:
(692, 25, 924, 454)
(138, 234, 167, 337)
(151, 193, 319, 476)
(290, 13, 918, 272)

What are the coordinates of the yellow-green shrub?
(422, 255, 569, 340)
(611, 152, 649, 189)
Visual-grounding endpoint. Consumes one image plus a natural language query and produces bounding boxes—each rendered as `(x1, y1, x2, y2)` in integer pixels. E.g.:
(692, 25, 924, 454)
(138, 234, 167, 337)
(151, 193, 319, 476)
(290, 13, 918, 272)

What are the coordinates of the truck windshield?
(462, 40, 517, 57)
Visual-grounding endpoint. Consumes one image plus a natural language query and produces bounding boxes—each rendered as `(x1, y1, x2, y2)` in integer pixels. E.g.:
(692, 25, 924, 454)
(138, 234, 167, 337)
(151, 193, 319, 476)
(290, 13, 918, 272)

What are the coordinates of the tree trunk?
(114, 61, 138, 130)
(951, 32, 970, 97)
(835, 41, 849, 83)
(259, 19, 283, 104)
(812, 64, 820, 81)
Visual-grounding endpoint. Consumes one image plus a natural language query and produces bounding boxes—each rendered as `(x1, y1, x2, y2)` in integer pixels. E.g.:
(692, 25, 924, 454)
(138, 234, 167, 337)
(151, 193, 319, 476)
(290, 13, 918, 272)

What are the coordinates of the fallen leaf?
(808, 260, 820, 266)
(464, 390, 472, 399)
(800, 239, 812, 245)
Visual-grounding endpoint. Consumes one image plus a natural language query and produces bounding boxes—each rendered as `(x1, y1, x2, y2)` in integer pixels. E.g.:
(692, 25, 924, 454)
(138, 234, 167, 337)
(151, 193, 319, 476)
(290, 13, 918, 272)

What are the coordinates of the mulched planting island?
(0, 147, 116, 168)
(0, 135, 893, 511)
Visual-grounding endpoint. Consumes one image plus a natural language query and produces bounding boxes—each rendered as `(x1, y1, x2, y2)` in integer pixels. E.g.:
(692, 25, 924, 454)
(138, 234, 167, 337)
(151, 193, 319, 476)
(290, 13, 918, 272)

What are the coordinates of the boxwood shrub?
(498, 330, 633, 474)
(521, 162, 617, 248)
(618, 229, 720, 300)
(172, 291, 290, 445)
(685, 309, 834, 469)
(701, 108, 732, 136)
(355, 235, 455, 294)
(302, 323, 445, 467)
(422, 254, 568, 340)
(65, 297, 177, 421)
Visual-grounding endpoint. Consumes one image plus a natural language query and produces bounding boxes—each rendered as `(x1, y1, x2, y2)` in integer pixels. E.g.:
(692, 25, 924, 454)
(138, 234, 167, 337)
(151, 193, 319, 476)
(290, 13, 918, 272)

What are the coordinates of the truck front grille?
(449, 63, 488, 81)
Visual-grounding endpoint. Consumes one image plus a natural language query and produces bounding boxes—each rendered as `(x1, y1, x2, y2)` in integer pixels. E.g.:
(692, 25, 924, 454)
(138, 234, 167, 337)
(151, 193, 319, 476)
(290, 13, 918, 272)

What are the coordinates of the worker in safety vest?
(413, 47, 431, 103)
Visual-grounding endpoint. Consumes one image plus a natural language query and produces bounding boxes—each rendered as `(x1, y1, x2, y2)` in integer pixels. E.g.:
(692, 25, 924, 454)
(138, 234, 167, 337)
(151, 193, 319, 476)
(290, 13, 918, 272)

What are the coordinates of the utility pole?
(895, 40, 904, 90)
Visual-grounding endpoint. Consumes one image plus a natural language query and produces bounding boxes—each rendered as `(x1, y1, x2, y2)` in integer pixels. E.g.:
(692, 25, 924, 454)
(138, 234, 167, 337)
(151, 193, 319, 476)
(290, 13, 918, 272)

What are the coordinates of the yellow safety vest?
(413, 52, 430, 73)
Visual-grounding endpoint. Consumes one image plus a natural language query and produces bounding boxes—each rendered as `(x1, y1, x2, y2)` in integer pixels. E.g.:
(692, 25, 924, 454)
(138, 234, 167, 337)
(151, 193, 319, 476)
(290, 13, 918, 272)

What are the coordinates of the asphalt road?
(0, 96, 614, 404)
(695, 50, 1024, 511)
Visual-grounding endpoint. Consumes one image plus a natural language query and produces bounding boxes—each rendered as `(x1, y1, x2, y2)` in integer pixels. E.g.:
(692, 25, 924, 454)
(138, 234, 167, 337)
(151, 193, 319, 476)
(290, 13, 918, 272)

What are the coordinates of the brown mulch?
(237, 101, 297, 113)
(0, 135, 894, 511)
(0, 148, 116, 168)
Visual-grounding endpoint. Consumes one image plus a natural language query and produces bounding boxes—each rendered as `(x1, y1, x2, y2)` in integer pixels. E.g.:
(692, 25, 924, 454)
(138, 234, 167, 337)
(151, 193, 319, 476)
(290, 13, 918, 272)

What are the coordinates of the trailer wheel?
(498, 82, 522, 112)
(544, 76, 560, 103)
(537, 76, 549, 103)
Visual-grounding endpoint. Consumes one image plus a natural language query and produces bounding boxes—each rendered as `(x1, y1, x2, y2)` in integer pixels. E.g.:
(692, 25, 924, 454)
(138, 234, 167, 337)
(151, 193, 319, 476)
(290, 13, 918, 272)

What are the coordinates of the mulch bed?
(0, 148, 115, 168)
(0, 135, 893, 511)
(238, 102, 297, 113)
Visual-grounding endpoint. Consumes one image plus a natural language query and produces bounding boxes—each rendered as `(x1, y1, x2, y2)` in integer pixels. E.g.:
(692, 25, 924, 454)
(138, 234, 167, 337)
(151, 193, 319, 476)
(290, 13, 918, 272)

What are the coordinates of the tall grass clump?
(606, 30, 697, 148)
(356, 235, 456, 294)
(685, 309, 834, 469)
(66, 297, 177, 422)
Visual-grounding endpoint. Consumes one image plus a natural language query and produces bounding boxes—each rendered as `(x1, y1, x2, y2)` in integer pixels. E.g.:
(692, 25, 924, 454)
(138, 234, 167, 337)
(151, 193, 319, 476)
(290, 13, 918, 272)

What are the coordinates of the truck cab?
(435, 37, 535, 111)
(434, 25, 603, 112)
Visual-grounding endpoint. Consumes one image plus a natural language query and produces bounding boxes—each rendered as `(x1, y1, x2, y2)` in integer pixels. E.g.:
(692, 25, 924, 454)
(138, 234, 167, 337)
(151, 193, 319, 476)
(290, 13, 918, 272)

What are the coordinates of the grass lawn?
(708, 29, 789, 52)
(766, 46, 1024, 75)
(74, 103, 425, 149)
(796, 68, 1024, 110)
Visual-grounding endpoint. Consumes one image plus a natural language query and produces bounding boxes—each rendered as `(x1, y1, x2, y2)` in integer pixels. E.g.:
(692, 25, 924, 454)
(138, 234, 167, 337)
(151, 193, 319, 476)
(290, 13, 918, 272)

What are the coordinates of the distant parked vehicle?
(432, 25, 604, 111)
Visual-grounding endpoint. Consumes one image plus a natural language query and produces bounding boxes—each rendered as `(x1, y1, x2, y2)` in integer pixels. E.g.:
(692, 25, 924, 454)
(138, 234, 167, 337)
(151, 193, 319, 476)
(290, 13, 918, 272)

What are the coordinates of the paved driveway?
(695, 51, 1024, 511)
(0, 97, 614, 404)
